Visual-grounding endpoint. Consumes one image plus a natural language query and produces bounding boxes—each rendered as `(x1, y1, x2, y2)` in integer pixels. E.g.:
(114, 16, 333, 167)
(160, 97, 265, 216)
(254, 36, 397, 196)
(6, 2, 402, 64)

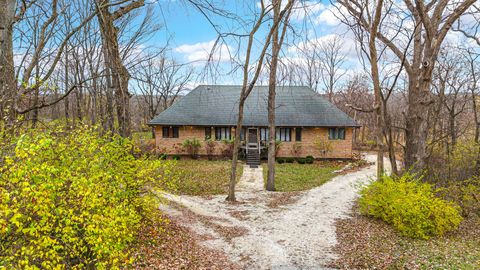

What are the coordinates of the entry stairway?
(246, 149, 260, 167)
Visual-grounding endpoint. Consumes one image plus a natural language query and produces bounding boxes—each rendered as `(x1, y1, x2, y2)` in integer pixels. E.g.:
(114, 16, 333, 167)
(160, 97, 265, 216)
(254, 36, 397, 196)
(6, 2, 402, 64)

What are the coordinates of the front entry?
(248, 128, 258, 145)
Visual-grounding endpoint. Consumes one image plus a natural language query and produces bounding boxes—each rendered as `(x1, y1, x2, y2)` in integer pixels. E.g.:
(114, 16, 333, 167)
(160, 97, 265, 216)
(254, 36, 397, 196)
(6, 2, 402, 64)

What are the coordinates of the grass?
(262, 161, 342, 192)
(333, 205, 480, 269)
(174, 160, 242, 196)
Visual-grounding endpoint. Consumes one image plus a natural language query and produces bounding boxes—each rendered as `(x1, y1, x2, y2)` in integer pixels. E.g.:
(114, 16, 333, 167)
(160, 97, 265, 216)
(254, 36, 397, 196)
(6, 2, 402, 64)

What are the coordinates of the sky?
(139, 0, 360, 87)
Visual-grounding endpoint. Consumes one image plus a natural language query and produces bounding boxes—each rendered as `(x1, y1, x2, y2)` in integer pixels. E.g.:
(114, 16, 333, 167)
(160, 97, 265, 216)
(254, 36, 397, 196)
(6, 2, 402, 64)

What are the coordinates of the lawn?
(263, 161, 343, 192)
(333, 205, 480, 269)
(174, 160, 243, 196)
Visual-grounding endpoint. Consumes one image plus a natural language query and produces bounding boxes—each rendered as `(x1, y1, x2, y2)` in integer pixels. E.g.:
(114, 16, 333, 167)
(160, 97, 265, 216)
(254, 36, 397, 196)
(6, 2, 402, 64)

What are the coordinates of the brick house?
(149, 85, 359, 163)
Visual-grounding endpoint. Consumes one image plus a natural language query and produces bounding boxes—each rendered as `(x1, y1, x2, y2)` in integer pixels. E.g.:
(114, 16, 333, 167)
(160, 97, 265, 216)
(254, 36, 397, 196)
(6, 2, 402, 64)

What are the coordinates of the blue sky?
(139, 0, 359, 87)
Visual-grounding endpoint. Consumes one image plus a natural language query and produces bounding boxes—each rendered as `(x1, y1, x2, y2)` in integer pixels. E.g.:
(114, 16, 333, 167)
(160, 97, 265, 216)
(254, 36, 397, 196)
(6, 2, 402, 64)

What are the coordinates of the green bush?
(172, 154, 181, 160)
(296, 158, 306, 164)
(285, 157, 295, 163)
(0, 127, 176, 269)
(277, 158, 285, 164)
(305, 156, 314, 164)
(158, 153, 167, 160)
(359, 173, 463, 239)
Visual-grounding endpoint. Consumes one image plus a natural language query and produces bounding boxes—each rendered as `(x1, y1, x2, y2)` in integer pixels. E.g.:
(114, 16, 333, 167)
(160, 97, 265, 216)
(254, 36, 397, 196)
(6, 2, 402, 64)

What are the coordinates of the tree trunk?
(96, 0, 140, 138)
(64, 49, 70, 128)
(404, 73, 433, 173)
(369, 0, 385, 179)
(227, 98, 246, 201)
(0, 0, 17, 128)
(266, 0, 282, 192)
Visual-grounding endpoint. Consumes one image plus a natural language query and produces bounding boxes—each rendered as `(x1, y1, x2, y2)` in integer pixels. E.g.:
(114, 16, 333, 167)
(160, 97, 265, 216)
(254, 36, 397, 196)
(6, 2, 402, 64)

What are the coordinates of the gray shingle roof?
(149, 85, 359, 127)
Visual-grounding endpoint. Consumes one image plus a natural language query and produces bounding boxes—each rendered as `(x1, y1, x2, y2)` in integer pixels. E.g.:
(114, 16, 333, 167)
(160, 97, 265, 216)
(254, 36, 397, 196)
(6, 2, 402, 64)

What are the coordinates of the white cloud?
(314, 4, 342, 26)
(174, 40, 232, 63)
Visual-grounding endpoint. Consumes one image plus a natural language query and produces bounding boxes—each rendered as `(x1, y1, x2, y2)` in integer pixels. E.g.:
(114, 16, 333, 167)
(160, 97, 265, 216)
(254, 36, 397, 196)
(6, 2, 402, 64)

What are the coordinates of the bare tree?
(335, 0, 477, 173)
(133, 53, 193, 136)
(225, 0, 295, 201)
(318, 36, 348, 102)
(266, 0, 294, 191)
(0, 0, 18, 128)
(95, 0, 144, 138)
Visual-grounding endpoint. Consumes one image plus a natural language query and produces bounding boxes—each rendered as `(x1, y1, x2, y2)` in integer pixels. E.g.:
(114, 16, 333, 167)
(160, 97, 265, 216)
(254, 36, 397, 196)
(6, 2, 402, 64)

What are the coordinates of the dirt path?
(163, 154, 382, 269)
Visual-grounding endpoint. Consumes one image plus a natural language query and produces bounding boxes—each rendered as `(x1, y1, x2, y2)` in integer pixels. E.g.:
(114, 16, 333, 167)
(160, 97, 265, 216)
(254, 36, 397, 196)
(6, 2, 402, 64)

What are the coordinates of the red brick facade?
(154, 126, 354, 159)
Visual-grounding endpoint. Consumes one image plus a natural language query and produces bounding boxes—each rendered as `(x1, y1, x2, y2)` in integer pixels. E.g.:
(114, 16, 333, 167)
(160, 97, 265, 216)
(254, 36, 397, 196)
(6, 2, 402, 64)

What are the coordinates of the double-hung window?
(162, 126, 179, 138)
(328, 127, 345, 140)
(276, 128, 292, 142)
(295, 128, 302, 141)
(260, 128, 269, 142)
(205, 127, 212, 140)
(215, 127, 231, 141)
(162, 127, 169, 138)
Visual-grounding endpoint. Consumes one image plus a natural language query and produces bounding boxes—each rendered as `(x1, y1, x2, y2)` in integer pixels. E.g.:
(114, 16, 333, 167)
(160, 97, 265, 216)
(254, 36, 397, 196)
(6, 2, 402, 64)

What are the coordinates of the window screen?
(162, 127, 169, 138)
(215, 127, 231, 140)
(205, 127, 211, 140)
(260, 128, 269, 141)
(276, 128, 291, 142)
(328, 127, 345, 140)
(295, 128, 302, 141)
(172, 127, 179, 138)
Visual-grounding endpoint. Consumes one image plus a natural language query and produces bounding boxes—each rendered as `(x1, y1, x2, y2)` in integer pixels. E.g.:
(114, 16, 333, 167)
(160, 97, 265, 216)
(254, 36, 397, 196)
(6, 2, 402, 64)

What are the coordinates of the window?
(162, 126, 180, 138)
(260, 128, 269, 141)
(162, 127, 169, 138)
(295, 128, 302, 141)
(172, 127, 179, 138)
(240, 128, 246, 141)
(215, 127, 231, 141)
(328, 127, 345, 140)
(276, 128, 292, 142)
(205, 127, 212, 140)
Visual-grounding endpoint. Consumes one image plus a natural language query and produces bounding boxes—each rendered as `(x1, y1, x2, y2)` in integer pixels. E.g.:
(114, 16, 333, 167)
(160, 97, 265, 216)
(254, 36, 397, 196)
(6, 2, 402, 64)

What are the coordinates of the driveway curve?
(163, 154, 382, 269)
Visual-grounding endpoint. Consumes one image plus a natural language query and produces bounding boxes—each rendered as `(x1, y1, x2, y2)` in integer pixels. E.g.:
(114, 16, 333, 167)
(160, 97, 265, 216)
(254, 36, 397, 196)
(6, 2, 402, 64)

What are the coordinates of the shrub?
(275, 140, 282, 156)
(296, 158, 306, 164)
(222, 139, 235, 159)
(182, 138, 202, 159)
(305, 157, 314, 164)
(285, 157, 295, 163)
(172, 154, 181, 160)
(205, 139, 216, 160)
(0, 127, 176, 269)
(439, 177, 480, 217)
(359, 173, 463, 239)
(291, 142, 302, 157)
(159, 153, 167, 160)
(314, 139, 332, 156)
(277, 158, 286, 164)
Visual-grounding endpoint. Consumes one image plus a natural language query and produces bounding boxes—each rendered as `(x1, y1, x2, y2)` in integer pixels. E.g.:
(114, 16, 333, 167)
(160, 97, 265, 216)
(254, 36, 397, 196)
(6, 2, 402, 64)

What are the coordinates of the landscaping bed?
(331, 204, 480, 269)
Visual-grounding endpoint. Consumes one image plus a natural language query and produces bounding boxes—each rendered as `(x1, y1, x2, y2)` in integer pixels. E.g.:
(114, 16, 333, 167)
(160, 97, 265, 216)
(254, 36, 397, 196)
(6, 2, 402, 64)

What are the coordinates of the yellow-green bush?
(359, 173, 463, 239)
(439, 177, 480, 218)
(0, 127, 176, 269)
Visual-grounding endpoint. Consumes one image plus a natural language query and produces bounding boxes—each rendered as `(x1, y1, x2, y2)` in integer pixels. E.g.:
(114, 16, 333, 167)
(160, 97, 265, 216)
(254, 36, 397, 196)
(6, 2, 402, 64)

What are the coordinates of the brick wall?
(275, 127, 353, 158)
(154, 126, 354, 159)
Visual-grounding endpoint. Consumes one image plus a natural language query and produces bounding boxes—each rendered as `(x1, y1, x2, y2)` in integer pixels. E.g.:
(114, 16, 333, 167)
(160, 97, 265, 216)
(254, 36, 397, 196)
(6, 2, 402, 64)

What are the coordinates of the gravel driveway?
(163, 154, 381, 269)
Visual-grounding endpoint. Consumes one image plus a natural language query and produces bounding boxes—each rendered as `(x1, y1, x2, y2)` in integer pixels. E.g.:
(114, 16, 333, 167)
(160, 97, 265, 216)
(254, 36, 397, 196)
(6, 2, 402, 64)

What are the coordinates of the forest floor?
(160, 154, 381, 269)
